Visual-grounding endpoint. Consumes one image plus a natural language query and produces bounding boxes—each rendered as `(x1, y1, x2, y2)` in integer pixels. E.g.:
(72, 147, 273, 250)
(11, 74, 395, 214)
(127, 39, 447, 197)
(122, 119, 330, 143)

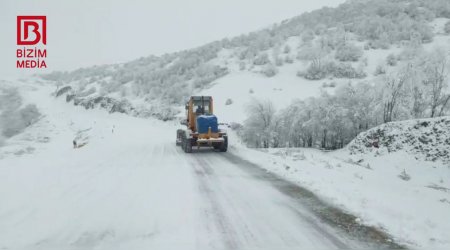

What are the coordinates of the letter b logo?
(17, 16, 46, 45)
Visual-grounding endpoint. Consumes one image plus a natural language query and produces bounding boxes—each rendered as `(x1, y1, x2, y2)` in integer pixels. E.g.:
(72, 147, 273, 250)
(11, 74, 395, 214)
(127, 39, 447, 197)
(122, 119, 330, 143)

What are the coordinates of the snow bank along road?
(0, 85, 402, 249)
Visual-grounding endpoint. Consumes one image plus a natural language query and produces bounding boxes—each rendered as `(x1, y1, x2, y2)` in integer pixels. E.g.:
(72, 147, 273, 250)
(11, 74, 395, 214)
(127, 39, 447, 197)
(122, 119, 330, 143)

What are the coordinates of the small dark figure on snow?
(73, 140, 77, 148)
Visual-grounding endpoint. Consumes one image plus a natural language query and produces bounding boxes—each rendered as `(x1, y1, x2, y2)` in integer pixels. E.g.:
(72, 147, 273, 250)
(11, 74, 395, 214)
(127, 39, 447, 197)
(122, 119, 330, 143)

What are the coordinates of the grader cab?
(176, 96, 228, 153)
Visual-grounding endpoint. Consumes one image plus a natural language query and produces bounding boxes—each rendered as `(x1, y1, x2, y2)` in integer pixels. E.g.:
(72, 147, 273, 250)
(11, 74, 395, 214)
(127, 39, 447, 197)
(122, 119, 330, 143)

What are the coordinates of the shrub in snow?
(398, 169, 411, 181)
(374, 64, 386, 75)
(353, 173, 363, 180)
(299, 61, 366, 80)
(332, 62, 367, 79)
(445, 21, 450, 34)
(284, 56, 294, 64)
(239, 47, 258, 60)
(297, 45, 329, 61)
(262, 64, 278, 77)
(298, 61, 329, 80)
(361, 57, 368, 66)
(386, 54, 397, 66)
(239, 62, 246, 71)
(225, 98, 233, 105)
(253, 53, 270, 65)
(275, 57, 284, 66)
(335, 43, 363, 62)
(301, 30, 315, 43)
(100, 79, 122, 94)
(366, 38, 390, 50)
(192, 65, 229, 89)
(322, 82, 337, 88)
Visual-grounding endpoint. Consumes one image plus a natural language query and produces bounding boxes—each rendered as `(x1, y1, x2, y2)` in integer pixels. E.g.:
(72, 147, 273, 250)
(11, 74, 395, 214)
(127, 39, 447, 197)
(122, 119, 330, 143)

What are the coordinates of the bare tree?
(421, 48, 449, 117)
(382, 65, 411, 123)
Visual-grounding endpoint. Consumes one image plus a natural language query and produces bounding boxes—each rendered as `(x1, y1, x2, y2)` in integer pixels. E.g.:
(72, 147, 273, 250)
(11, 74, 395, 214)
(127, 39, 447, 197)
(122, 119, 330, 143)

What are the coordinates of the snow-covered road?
(188, 151, 351, 249)
(0, 84, 400, 249)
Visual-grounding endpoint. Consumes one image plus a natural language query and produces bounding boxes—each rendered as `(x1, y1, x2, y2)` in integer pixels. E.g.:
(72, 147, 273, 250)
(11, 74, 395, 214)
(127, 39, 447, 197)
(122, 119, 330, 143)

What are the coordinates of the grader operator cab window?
(194, 99, 210, 115)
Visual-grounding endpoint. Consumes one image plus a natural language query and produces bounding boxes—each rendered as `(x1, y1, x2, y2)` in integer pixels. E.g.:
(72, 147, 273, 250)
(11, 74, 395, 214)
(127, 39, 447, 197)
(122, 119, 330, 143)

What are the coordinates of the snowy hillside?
(42, 0, 450, 122)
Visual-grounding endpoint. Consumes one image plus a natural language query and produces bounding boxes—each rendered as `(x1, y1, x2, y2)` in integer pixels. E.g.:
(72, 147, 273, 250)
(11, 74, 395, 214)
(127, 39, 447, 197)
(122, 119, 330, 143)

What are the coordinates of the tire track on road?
(188, 154, 241, 250)
(221, 152, 406, 249)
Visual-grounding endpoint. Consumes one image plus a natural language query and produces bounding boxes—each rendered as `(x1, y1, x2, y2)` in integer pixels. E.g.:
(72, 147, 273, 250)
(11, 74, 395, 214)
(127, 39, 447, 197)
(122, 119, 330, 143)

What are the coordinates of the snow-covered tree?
(381, 65, 411, 122)
(262, 64, 278, 77)
(374, 64, 386, 75)
(253, 53, 270, 65)
(419, 48, 450, 117)
(301, 29, 315, 44)
(335, 43, 363, 62)
(243, 99, 276, 148)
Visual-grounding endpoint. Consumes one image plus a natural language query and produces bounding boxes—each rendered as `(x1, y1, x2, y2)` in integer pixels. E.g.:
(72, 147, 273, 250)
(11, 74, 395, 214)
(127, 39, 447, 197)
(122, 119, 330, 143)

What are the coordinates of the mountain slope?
(41, 0, 450, 122)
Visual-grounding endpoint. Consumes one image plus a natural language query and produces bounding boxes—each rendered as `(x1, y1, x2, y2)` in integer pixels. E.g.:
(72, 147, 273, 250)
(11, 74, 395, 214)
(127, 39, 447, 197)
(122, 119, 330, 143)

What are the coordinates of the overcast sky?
(0, 0, 345, 77)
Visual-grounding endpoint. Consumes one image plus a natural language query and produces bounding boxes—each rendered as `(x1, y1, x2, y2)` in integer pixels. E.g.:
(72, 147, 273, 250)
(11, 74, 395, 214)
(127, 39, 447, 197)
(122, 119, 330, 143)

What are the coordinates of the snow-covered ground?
(228, 131, 450, 248)
(2, 76, 449, 249)
(0, 81, 403, 250)
(2, 2, 450, 250)
(2, 19, 450, 250)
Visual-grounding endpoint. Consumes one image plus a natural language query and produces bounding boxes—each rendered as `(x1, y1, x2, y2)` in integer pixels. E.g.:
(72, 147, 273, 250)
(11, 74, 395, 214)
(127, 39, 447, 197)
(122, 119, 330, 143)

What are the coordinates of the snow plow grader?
(176, 96, 228, 153)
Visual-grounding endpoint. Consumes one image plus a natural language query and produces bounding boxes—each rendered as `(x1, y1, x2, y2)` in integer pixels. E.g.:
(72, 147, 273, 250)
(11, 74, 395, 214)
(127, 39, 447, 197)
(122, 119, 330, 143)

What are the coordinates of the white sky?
(0, 0, 345, 77)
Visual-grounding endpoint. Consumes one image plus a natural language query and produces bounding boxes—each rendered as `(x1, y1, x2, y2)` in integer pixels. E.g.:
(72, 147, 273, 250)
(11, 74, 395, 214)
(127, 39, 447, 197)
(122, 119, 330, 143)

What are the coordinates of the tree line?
(240, 48, 450, 149)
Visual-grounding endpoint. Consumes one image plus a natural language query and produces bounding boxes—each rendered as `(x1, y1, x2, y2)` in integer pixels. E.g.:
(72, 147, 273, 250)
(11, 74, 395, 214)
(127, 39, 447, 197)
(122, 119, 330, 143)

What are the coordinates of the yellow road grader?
(176, 96, 228, 153)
